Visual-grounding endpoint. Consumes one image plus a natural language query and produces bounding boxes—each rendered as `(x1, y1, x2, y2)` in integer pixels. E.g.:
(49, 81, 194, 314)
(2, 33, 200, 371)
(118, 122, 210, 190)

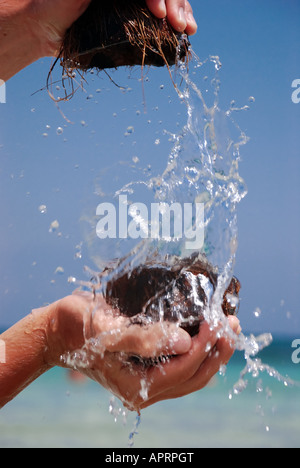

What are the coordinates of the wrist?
(44, 296, 89, 369)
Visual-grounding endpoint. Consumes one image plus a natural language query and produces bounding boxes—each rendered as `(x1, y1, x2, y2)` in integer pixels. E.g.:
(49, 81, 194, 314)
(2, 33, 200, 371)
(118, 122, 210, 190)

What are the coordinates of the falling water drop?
(38, 204, 47, 214)
(254, 307, 262, 318)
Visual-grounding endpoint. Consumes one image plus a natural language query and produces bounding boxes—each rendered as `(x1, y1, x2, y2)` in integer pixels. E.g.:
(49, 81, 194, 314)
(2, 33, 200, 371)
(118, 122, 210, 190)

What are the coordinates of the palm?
(30, 0, 91, 55)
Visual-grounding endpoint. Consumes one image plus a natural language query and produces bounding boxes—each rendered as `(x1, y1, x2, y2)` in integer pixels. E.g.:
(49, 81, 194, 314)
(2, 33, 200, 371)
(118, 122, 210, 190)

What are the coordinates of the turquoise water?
(0, 336, 299, 448)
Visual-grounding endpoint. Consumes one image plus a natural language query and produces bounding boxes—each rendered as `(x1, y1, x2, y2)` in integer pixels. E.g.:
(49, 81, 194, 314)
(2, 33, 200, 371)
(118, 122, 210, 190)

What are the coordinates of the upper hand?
(29, 0, 197, 58)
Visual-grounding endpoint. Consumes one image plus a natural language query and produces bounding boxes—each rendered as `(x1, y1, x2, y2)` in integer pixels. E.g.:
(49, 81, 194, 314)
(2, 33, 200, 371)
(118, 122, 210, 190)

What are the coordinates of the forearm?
(0, 307, 52, 408)
(0, 1, 49, 81)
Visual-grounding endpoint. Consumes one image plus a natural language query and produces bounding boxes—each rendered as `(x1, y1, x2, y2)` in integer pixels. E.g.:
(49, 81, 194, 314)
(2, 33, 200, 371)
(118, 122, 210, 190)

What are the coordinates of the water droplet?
(256, 379, 263, 393)
(265, 387, 272, 400)
(248, 96, 255, 103)
(154, 139, 160, 145)
(132, 156, 140, 164)
(56, 127, 63, 135)
(254, 307, 262, 318)
(226, 293, 239, 308)
(49, 220, 59, 233)
(74, 243, 83, 260)
(205, 342, 212, 352)
(125, 126, 134, 137)
(160, 84, 164, 90)
(54, 266, 64, 275)
(38, 204, 47, 214)
(139, 378, 149, 401)
(68, 276, 77, 284)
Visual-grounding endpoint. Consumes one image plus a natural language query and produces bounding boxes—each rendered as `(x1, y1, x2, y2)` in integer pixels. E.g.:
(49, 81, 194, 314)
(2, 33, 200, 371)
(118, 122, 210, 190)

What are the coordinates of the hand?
(26, 0, 92, 57)
(146, 0, 197, 36)
(27, 0, 197, 58)
(46, 292, 240, 412)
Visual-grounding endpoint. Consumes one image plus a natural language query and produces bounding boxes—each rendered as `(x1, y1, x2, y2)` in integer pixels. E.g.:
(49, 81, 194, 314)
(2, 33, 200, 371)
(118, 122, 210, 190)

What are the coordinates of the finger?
(165, 0, 187, 32)
(84, 294, 193, 357)
(141, 332, 236, 409)
(177, 316, 240, 393)
(184, 1, 198, 36)
(138, 316, 240, 409)
(146, 0, 167, 18)
(227, 315, 242, 336)
(183, 335, 236, 392)
(146, 0, 198, 35)
(102, 322, 192, 358)
(111, 320, 232, 412)
(141, 322, 219, 399)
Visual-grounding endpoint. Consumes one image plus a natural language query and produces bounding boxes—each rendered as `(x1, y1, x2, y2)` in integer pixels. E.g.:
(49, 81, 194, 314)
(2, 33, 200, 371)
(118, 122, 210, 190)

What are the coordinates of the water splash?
(63, 52, 299, 435)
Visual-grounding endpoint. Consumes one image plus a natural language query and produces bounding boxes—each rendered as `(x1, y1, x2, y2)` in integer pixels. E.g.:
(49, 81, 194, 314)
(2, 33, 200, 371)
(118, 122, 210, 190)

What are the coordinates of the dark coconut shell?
(104, 255, 241, 339)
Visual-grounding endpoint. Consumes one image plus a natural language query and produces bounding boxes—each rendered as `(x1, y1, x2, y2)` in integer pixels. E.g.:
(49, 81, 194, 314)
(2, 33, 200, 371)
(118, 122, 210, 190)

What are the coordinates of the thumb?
(102, 322, 192, 358)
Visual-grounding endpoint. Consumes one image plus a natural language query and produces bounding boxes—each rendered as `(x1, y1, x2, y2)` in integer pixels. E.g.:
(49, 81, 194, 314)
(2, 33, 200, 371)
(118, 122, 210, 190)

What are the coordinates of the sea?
(0, 335, 299, 448)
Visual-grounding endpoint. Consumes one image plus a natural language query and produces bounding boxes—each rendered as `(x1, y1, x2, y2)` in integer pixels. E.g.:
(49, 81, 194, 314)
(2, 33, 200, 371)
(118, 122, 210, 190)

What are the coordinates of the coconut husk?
(104, 255, 241, 339)
(59, 0, 191, 73)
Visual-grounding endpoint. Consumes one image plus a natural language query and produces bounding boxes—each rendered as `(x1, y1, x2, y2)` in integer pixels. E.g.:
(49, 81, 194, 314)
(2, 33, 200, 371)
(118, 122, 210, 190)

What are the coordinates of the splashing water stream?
(61, 51, 299, 441)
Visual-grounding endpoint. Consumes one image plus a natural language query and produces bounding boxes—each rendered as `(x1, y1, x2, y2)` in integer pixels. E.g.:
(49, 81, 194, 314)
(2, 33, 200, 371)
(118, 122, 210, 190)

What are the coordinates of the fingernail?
(171, 329, 192, 354)
(178, 7, 187, 31)
(158, 0, 167, 17)
(228, 316, 242, 335)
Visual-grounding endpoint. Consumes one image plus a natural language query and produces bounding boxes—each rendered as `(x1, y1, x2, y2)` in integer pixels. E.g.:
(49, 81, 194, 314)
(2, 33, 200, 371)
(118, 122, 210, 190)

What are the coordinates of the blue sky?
(0, 0, 299, 337)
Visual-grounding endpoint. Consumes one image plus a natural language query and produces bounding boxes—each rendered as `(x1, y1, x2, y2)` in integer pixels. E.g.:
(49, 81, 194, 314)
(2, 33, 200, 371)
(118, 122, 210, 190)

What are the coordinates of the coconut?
(58, 0, 191, 73)
(104, 255, 241, 339)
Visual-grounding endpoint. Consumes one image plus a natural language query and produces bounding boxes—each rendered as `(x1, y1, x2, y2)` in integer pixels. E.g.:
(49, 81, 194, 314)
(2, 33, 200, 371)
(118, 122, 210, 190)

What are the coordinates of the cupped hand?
(46, 291, 240, 412)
